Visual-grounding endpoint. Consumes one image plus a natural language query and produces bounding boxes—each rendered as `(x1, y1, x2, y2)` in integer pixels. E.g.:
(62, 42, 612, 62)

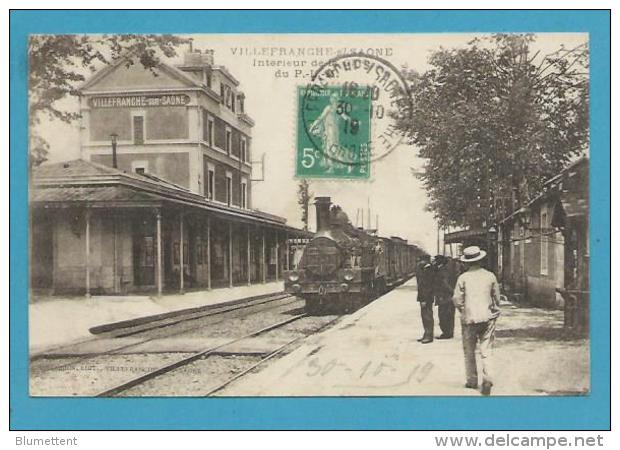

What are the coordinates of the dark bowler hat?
(434, 255, 448, 265)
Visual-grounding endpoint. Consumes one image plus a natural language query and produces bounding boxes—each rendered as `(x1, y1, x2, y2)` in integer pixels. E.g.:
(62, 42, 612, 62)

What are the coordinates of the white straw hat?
(460, 246, 487, 263)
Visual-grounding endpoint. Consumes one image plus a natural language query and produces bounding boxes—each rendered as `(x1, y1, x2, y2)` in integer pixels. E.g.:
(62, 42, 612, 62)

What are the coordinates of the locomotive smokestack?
(315, 196, 332, 232)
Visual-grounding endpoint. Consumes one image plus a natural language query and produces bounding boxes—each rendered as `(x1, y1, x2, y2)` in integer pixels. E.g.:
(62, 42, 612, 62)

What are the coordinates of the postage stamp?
(296, 84, 371, 179)
(296, 52, 412, 179)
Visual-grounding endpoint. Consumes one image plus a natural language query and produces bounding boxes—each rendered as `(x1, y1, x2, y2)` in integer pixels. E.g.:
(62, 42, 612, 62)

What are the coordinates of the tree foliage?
(297, 179, 313, 230)
(28, 34, 189, 168)
(396, 34, 589, 228)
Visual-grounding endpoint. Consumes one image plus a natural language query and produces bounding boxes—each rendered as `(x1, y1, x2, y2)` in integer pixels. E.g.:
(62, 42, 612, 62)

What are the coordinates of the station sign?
(90, 94, 191, 108)
(287, 238, 311, 245)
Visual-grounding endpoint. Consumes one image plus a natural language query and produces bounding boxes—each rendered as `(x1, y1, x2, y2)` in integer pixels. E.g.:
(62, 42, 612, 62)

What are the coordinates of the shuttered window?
(207, 168, 215, 200)
(225, 129, 232, 154)
(241, 180, 247, 209)
(241, 137, 247, 163)
(133, 115, 144, 144)
(226, 174, 232, 206)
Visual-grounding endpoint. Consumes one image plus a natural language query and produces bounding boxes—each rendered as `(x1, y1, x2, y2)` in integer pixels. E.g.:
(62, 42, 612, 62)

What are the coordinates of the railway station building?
(441, 158, 589, 332)
(30, 47, 310, 296)
(497, 158, 589, 316)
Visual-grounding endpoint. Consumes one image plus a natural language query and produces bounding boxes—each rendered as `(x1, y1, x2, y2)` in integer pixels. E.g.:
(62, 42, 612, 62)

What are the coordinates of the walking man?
(416, 255, 435, 344)
(434, 255, 457, 339)
(453, 246, 501, 395)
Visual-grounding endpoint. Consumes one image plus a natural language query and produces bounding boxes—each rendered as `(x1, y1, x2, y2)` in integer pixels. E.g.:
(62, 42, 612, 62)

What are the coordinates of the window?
(206, 165, 215, 200)
(202, 109, 209, 142)
(133, 115, 144, 144)
(240, 137, 247, 163)
(225, 128, 232, 154)
(231, 93, 236, 112)
(173, 243, 180, 265)
(201, 237, 209, 264)
(540, 206, 549, 275)
(196, 237, 203, 265)
(225, 172, 232, 206)
(241, 179, 247, 209)
(239, 96, 245, 113)
(225, 87, 233, 109)
(131, 160, 148, 174)
(207, 117, 214, 146)
(203, 111, 214, 146)
(140, 237, 154, 267)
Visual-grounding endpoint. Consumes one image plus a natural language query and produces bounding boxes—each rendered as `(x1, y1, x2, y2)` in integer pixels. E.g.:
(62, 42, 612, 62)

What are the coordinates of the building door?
(31, 214, 54, 288)
(133, 219, 155, 286)
(188, 222, 198, 288)
(209, 220, 228, 287)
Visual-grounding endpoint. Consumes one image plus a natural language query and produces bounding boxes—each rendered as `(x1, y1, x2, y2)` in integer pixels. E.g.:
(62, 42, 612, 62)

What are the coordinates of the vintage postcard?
(25, 31, 593, 402)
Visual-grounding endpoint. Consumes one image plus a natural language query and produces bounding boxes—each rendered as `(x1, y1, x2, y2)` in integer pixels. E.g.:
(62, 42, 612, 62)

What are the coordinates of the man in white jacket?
(453, 246, 501, 396)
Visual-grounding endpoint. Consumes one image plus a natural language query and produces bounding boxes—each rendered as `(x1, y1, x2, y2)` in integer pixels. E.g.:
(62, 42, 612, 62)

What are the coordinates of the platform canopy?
(31, 159, 311, 235)
(443, 228, 487, 245)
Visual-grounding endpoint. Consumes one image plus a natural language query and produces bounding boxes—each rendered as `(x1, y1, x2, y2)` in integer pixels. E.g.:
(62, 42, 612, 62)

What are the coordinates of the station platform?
(227, 278, 590, 396)
(29, 281, 284, 355)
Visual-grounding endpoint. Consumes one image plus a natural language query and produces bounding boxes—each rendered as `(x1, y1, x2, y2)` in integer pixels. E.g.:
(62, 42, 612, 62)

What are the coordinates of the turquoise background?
(10, 10, 610, 430)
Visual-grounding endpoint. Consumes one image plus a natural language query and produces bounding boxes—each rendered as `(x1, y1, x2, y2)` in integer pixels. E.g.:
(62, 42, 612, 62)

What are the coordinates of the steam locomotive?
(284, 197, 426, 314)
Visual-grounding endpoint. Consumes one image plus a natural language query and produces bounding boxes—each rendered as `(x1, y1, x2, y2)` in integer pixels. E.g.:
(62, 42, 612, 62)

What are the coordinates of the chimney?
(184, 49, 202, 66)
(315, 197, 332, 232)
(182, 45, 214, 67)
(202, 49, 214, 66)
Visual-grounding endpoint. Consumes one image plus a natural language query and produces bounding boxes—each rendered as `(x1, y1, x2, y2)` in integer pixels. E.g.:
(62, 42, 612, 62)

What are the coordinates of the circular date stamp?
(296, 52, 412, 179)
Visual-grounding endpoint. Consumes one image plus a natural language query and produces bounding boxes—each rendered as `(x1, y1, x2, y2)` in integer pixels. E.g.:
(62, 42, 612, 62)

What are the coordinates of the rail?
(95, 313, 308, 397)
(31, 293, 298, 373)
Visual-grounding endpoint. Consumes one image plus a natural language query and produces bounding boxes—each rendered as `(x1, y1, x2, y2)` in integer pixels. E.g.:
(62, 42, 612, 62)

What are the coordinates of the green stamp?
(297, 85, 371, 179)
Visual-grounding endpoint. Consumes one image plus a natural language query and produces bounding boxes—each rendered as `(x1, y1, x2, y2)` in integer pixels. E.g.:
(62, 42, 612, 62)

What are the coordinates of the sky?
(35, 33, 588, 253)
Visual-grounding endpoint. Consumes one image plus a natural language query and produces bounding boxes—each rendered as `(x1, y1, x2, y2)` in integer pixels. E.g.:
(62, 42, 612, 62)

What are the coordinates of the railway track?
(30, 293, 343, 396)
(96, 313, 310, 397)
(201, 314, 342, 397)
(91, 292, 295, 338)
(30, 293, 300, 375)
(30, 285, 355, 396)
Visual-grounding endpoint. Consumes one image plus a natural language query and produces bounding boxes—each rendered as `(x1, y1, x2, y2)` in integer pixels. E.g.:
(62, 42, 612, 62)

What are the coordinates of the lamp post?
(518, 206, 532, 229)
(487, 225, 497, 273)
(110, 133, 118, 169)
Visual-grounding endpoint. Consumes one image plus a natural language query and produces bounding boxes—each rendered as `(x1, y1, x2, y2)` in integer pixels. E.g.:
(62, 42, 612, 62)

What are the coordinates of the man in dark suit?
(416, 255, 435, 344)
(434, 255, 457, 339)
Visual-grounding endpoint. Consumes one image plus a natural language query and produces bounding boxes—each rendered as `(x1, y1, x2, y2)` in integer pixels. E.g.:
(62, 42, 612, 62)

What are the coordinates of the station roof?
(500, 156, 589, 225)
(30, 185, 161, 206)
(444, 228, 488, 244)
(31, 159, 312, 236)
